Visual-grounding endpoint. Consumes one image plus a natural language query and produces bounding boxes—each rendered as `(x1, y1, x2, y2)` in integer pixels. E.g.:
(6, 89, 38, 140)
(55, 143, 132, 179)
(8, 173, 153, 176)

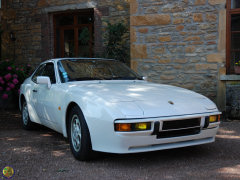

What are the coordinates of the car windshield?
(57, 59, 142, 83)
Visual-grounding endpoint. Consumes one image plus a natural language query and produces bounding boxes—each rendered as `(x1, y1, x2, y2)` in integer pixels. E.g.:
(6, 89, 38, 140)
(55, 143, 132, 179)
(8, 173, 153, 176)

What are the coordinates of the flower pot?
(234, 66, 240, 74)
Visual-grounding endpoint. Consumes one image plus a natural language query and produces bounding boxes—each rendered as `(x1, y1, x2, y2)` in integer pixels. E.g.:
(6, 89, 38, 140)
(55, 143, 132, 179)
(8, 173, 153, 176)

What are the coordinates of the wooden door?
(54, 10, 94, 58)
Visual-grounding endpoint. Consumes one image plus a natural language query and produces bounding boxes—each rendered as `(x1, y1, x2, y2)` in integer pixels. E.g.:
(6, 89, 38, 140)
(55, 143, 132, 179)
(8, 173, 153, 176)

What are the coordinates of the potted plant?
(235, 60, 240, 74)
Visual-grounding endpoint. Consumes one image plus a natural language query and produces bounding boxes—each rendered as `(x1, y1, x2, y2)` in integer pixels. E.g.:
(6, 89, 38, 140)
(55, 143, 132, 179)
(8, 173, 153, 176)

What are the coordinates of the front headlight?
(115, 122, 151, 132)
(203, 115, 220, 128)
(208, 115, 221, 123)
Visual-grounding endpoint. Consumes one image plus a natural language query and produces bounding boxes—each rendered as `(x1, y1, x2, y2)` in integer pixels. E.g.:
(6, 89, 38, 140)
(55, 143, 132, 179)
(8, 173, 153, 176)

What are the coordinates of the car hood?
(68, 81, 218, 118)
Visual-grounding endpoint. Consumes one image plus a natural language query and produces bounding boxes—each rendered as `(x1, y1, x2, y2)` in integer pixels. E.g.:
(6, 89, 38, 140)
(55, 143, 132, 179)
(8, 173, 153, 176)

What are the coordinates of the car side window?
(41, 63, 56, 84)
(31, 64, 46, 83)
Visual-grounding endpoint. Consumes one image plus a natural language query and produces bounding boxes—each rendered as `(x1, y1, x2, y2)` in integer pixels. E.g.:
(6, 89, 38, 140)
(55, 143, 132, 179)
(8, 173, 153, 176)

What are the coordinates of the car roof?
(44, 58, 116, 63)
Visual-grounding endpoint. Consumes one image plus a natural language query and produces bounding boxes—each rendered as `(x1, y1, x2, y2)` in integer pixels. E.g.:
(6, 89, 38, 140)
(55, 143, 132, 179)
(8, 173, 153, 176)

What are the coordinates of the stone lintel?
(41, 2, 97, 13)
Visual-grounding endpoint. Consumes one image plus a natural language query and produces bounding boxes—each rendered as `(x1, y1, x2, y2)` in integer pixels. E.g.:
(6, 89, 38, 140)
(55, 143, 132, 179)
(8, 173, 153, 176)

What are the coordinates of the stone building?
(131, 0, 225, 103)
(130, 0, 240, 118)
(0, 0, 240, 118)
(0, 0, 130, 63)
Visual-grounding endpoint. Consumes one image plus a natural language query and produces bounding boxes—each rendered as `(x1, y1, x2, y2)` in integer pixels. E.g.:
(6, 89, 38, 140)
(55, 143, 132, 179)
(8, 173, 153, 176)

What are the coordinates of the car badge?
(168, 101, 174, 105)
(2, 166, 14, 179)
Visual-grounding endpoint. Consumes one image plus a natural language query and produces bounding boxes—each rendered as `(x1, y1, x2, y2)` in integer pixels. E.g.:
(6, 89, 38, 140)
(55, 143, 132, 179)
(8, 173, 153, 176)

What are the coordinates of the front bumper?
(116, 127, 218, 153)
(92, 112, 220, 153)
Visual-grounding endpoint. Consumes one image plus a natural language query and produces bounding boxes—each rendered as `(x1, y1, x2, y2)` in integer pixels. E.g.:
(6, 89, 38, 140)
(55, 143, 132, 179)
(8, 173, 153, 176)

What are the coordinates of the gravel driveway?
(0, 110, 240, 180)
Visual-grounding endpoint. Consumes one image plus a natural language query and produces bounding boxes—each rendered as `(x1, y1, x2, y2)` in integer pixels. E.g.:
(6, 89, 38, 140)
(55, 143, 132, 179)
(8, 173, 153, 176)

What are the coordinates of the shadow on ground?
(0, 110, 240, 180)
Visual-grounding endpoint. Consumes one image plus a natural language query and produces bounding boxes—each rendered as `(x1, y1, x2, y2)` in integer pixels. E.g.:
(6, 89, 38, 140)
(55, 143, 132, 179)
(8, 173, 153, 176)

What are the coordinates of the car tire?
(21, 100, 35, 130)
(68, 105, 93, 161)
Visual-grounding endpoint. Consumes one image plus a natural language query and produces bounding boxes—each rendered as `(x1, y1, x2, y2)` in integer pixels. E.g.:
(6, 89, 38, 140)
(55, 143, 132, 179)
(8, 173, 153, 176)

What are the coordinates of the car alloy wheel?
(71, 114, 82, 152)
(68, 105, 94, 161)
(22, 102, 29, 126)
(21, 100, 34, 130)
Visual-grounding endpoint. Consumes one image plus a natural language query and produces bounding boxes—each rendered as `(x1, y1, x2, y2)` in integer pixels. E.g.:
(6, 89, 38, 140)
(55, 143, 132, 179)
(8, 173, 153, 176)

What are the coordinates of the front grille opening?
(162, 118, 201, 130)
(157, 127, 201, 139)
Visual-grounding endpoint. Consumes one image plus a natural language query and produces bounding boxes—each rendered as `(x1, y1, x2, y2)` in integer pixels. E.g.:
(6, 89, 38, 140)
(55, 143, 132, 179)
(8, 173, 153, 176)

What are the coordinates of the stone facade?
(2, 0, 239, 118)
(0, 0, 130, 65)
(130, 0, 226, 102)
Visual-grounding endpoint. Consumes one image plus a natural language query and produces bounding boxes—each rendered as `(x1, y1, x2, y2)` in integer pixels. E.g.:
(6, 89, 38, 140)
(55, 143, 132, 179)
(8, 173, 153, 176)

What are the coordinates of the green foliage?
(79, 27, 90, 45)
(104, 22, 130, 64)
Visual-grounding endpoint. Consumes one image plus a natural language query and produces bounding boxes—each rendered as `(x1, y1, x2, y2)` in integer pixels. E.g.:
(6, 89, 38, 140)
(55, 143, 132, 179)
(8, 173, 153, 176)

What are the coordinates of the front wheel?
(68, 106, 93, 161)
(21, 100, 35, 130)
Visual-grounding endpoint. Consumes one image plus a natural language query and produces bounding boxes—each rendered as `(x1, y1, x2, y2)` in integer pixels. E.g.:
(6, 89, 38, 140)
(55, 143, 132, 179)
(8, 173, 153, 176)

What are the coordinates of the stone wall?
(0, 0, 130, 65)
(130, 0, 226, 101)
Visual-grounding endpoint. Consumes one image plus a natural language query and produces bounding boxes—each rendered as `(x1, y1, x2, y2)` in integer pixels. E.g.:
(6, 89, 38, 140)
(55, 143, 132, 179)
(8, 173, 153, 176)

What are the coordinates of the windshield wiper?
(111, 77, 140, 80)
(69, 77, 104, 81)
(68, 76, 142, 81)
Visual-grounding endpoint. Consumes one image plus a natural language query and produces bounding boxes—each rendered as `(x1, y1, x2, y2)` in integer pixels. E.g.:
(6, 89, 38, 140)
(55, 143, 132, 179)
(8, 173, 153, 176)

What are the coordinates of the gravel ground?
(0, 110, 240, 180)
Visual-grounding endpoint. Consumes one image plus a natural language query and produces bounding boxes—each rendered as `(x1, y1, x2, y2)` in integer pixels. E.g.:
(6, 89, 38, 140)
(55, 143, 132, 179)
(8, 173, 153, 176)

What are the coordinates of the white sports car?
(19, 58, 221, 160)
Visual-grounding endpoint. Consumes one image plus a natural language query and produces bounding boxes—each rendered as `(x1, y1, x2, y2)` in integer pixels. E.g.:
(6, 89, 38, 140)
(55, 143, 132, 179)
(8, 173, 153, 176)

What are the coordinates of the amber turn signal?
(115, 123, 131, 131)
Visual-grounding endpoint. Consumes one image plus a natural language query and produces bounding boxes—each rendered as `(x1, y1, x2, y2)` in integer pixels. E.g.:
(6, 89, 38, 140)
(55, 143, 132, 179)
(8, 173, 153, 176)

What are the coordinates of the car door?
(30, 64, 46, 123)
(35, 62, 60, 130)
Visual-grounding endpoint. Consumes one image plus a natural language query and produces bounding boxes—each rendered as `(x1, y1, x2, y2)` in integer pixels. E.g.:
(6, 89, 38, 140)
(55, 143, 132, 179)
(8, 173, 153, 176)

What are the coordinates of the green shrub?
(104, 22, 130, 64)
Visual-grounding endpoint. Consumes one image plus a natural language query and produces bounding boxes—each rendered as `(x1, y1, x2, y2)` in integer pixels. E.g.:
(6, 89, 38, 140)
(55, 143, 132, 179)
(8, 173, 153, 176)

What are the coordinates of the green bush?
(104, 22, 130, 64)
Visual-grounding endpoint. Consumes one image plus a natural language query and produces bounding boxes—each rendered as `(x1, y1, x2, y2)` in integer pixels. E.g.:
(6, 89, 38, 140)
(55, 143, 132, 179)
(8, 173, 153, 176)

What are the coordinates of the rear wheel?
(22, 100, 35, 130)
(68, 106, 93, 161)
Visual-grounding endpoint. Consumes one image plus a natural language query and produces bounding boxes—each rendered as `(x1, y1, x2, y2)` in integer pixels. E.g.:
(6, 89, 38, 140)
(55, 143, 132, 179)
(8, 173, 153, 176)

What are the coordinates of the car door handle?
(33, 89, 38, 93)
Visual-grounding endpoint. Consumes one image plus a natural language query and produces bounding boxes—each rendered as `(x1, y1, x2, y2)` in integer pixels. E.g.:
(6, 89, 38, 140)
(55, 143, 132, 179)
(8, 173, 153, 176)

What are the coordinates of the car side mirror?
(142, 76, 148, 81)
(37, 76, 51, 89)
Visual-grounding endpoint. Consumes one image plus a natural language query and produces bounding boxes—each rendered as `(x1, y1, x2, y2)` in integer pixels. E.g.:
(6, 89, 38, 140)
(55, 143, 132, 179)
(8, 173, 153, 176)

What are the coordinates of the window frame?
(31, 62, 56, 84)
(53, 9, 94, 58)
(31, 64, 46, 84)
(41, 63, 56, 84)
(226, 0, 240, 74)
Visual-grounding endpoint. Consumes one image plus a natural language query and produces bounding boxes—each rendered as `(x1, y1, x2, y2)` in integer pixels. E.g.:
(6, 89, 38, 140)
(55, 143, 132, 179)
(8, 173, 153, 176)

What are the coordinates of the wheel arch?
(65, 102, 91, 139)
(19, 94, 26, 111)
(65, 102, 77, 137)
